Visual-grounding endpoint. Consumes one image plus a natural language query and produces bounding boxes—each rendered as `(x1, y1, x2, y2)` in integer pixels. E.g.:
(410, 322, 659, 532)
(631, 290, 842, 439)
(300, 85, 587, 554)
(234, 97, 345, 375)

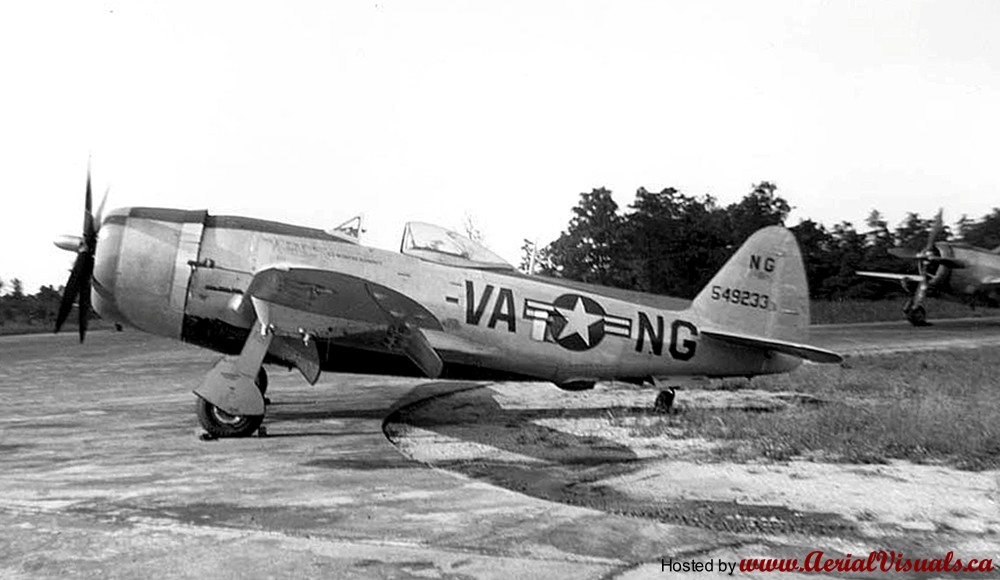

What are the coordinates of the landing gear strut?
(194, 319, 272, 438)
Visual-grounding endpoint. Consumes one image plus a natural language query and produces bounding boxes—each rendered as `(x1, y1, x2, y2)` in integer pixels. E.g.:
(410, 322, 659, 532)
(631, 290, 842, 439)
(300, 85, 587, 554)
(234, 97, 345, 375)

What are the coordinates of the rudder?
(690, 226, 810, 343)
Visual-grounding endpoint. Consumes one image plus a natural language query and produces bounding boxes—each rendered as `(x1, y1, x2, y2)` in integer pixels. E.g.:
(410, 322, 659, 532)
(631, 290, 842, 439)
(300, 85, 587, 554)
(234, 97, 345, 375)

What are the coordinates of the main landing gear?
(903, 299, 929, 327)
(194, 319, 273, 438)
(196, 367, 268, 438)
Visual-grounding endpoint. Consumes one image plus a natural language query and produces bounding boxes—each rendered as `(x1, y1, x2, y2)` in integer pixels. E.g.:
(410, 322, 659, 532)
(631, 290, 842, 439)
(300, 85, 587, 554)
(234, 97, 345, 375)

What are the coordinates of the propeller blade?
(922, 209, 943, 255)
(95, 185, 110, 230)
(888, 248, 920, 260)
(84, 169, 92, 227)
(78, 257, 93, 342)
(55, 254, 86, 333)
(83, 171, 96, 250)
(54, 234, 83, 252)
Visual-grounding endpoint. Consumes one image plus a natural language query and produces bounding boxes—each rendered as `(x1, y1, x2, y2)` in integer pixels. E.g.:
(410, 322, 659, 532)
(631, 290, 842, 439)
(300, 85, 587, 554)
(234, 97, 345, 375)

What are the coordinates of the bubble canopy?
(400, 222, 514, 270)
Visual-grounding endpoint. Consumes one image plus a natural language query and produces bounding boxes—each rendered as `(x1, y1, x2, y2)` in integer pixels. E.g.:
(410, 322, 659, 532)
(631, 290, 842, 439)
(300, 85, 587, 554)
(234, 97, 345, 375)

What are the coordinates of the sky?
(2, 1, 999, 292)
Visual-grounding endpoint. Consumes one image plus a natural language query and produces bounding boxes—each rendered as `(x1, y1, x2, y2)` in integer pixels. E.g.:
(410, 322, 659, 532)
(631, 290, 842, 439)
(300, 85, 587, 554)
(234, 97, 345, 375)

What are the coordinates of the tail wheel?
(653, 388, 676, 414)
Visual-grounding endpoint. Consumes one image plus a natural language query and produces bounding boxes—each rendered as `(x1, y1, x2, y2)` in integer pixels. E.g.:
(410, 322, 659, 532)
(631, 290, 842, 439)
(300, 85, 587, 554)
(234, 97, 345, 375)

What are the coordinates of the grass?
(810, 298, 1000, 324)
(621, 348, 1000, 470)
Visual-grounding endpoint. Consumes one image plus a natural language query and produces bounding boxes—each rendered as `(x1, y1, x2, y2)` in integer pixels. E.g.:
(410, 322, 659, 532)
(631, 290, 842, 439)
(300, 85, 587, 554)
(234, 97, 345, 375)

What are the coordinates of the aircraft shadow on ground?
(379, 381, 860, 539)
(384, 381, 643, 468)
(381, 381, 653, 513)
(265, 379, 642, 474)
(264, 380, 489, 425)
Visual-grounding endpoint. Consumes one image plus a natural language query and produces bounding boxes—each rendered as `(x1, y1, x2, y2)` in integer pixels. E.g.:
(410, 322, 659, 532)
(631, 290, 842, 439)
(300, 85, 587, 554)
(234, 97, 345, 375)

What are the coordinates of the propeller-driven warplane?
(55, 174, 842, 437)
(857, 210, 1000, 326)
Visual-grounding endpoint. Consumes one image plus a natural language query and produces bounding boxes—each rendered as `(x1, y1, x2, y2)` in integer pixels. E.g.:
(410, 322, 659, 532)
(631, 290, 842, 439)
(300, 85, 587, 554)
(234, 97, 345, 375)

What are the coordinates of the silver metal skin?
(935, 244, 1000, 301)
(93, 208, 202, 339)
(93, 209, 820, 385)
(76, 206, 841, 436)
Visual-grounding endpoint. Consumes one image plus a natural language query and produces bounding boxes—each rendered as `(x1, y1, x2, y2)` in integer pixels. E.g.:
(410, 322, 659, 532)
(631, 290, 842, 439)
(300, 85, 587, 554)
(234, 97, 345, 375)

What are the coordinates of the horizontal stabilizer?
(702, 329, 843, 364)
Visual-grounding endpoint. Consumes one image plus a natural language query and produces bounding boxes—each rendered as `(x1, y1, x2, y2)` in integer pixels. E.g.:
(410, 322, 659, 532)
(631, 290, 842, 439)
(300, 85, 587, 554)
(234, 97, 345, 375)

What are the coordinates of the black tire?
(653, 388, 676, 414)
(907, 305, 928, 326)
(195, 397, 264, 438)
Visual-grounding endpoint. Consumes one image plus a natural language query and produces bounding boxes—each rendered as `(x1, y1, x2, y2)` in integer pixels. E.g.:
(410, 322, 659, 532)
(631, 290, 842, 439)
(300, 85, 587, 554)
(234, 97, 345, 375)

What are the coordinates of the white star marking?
(554, 297, 603, 346)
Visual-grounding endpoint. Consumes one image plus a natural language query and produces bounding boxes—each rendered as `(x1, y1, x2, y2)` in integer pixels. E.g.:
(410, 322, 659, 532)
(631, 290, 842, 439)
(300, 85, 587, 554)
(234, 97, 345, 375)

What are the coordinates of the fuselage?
(92, 207, 801, 384)
(933, 243, 1000, 305)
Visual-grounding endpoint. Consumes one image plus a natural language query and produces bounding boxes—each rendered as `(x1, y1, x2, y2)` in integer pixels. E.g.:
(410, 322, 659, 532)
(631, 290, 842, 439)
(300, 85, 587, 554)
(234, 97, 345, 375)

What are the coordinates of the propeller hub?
(54, 234, 83, 253)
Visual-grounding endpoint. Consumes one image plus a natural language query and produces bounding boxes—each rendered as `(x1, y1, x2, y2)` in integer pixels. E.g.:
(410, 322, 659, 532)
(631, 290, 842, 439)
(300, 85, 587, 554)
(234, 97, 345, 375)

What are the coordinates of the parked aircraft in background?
(857, 211, 1000, 325)
(55, 174, 841, 438)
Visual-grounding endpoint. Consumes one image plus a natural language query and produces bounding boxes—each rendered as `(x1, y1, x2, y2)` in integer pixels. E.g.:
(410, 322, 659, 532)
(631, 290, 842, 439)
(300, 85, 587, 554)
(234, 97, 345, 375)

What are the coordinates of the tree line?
(530, 182, 1000, 300)
(0, 279, 64, 329)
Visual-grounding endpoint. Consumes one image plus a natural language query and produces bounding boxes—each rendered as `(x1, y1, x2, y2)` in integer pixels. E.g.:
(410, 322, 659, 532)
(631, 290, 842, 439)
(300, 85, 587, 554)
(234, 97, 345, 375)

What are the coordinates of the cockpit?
(400, 222, 514, 270)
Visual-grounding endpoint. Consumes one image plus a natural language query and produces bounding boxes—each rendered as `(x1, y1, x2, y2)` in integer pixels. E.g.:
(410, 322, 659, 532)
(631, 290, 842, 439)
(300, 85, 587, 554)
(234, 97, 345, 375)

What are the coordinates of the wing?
(855, 271, 924, 284)
(246, 266, 445, 378)
(248, 266, 442, 329)
(702, 329, 843, 364)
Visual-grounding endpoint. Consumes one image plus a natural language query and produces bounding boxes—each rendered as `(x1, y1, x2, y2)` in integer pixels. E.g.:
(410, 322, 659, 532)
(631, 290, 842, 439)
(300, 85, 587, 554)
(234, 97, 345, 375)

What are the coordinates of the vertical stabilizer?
(690, 226, 810, 343)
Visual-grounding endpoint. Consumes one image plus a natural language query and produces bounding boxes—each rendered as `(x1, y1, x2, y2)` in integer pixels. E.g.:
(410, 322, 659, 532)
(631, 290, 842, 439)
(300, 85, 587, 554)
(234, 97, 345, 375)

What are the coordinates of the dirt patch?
(438, 460, 857, 537)
(68, 501, 348, 531)
(385, 381, 1000, 553)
